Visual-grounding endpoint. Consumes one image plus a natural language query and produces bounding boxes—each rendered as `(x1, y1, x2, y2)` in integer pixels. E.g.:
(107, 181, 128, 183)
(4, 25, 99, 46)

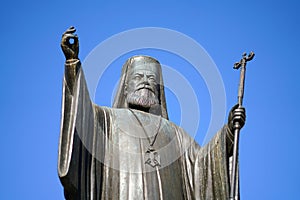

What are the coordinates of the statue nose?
(141, 75, 149, 84)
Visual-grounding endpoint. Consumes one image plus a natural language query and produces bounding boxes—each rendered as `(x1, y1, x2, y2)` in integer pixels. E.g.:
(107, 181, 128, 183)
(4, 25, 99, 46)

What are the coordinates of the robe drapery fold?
(58, 61, 238, 200)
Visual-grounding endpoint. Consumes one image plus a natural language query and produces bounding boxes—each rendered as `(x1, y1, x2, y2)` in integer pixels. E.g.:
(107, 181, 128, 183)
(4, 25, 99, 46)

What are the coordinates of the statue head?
(125, 57, 160, 110)
(113, 55, 168, 119)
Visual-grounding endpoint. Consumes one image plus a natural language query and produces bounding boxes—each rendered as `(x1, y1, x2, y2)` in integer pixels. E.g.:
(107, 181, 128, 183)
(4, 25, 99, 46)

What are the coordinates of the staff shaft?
(237, 66, 246, 106)
(229, 52, 254, 200)
(229, 124, 241, 200)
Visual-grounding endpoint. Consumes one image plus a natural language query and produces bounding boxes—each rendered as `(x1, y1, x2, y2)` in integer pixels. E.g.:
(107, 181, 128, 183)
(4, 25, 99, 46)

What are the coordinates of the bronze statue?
(58, 26, 246, 200)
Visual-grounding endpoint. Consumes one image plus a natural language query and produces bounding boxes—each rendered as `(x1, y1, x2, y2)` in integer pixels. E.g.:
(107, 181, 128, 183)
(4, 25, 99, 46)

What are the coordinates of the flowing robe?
(58, 60, 237, 200)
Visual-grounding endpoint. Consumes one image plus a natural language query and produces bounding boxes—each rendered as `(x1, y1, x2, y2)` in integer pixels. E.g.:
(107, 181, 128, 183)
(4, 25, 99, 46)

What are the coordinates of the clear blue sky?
(1, 0, 299, 199)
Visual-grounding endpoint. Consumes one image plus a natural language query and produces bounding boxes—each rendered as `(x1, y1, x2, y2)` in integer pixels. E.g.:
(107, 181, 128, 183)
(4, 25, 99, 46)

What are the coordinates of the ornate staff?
(229, 52, 255, 200)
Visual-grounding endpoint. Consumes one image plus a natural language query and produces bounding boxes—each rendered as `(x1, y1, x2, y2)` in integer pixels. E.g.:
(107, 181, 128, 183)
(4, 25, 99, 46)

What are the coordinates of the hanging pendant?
(145, 147, 161, 168)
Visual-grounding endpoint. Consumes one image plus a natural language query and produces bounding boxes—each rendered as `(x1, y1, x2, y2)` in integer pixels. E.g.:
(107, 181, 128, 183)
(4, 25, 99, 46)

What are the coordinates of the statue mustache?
(135, 84, 155, 93)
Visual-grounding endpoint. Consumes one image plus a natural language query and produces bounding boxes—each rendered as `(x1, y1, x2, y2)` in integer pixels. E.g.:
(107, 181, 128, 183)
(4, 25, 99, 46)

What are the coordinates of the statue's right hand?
(61, 26, 79, 61)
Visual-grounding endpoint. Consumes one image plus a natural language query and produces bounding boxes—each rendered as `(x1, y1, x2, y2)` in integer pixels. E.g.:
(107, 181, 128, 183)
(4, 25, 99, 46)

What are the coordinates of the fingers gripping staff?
(230, 52, 255, 200)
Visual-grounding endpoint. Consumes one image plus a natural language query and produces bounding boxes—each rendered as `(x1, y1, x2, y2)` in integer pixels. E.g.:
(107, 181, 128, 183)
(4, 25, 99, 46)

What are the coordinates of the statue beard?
(126, 87, 159, 109)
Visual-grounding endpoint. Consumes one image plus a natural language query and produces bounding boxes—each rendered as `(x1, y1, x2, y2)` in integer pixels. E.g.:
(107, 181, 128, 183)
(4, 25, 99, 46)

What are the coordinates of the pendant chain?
(129, 109, 162, 147)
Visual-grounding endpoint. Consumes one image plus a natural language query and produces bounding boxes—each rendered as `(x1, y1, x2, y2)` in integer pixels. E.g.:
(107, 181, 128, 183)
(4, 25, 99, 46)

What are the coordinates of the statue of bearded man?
(58, 27, 245, 200)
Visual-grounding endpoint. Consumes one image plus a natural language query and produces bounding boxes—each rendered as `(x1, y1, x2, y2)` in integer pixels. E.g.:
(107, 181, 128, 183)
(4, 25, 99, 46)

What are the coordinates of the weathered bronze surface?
(58, 27, 246, 200)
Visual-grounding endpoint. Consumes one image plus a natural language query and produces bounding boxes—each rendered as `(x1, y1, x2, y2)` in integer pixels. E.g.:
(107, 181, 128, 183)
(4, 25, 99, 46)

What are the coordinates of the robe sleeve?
(57, 60, 100, 199)
(180, 125, 238, 200)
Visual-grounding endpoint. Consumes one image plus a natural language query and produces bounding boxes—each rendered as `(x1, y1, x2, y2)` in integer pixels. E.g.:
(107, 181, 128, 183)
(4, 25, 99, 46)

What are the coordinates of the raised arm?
(61, 26, 80, 94)
(58, 27, 96, 199)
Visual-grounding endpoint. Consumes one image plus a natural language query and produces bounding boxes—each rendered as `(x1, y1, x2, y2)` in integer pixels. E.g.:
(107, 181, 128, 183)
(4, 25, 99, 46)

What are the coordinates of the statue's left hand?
(228, 104, 246, 131)
(61, 26, 79, 61)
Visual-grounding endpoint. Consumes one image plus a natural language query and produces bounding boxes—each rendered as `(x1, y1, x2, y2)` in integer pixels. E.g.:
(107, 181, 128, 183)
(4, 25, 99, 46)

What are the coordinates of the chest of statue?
(108, 108, 182, 172)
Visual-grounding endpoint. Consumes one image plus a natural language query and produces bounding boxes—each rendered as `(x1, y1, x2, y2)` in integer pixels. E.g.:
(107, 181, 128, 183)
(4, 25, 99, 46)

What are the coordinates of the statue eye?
(148, 76, 156, 82)
(134, 74, 142, 80)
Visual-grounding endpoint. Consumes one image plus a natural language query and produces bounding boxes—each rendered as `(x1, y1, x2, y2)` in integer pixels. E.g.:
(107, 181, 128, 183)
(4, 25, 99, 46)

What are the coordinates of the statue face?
(125, 62, 160, 109)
